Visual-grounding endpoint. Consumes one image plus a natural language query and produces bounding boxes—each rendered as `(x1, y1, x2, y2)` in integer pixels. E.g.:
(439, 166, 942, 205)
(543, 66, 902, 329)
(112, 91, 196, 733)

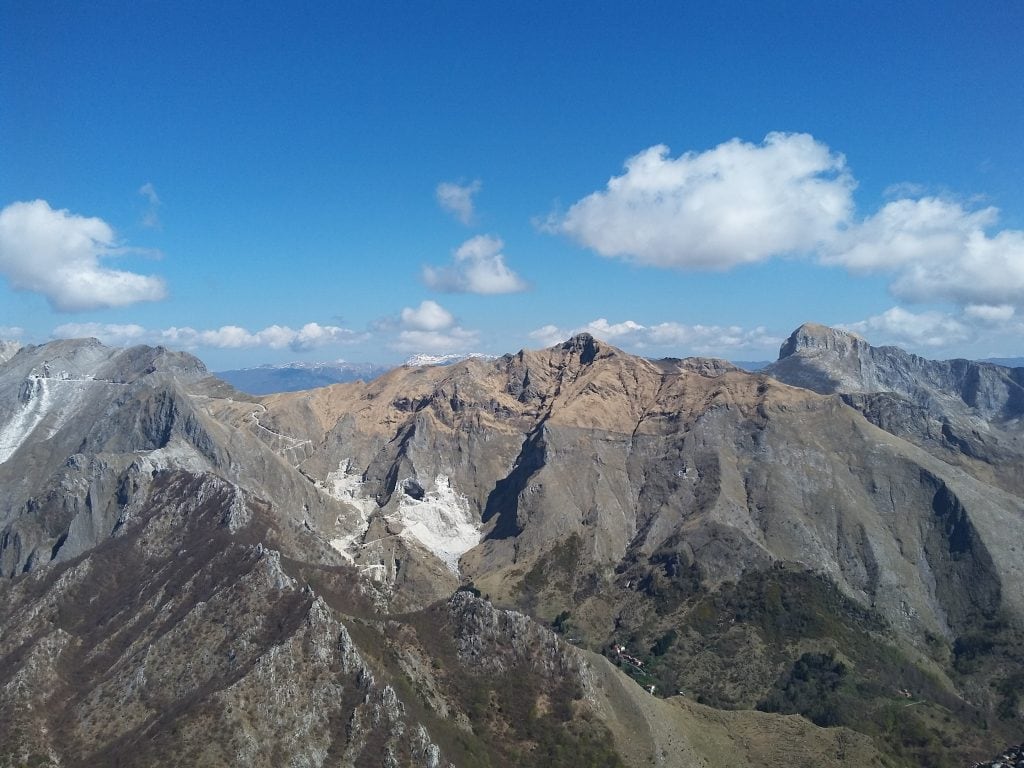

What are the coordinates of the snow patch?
(393, 474, 480, 573)
(403, 352, 494, 367)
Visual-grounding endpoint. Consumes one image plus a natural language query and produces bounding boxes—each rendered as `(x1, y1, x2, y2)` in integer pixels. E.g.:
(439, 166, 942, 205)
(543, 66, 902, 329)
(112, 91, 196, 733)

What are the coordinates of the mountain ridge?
(0, 325, 1021, 766)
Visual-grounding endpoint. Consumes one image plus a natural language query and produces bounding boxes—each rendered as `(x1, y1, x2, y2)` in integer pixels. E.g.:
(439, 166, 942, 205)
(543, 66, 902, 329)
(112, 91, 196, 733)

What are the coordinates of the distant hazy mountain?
(728, 359, 772, 371)
(214, 360, 390, 394)
(982, 356, 1024, 368)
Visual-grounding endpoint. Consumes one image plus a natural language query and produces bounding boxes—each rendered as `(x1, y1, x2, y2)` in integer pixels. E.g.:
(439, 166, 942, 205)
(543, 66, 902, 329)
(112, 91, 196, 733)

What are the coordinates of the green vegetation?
(650, 629, 677, 656)
(602, 564, 1014, 767)
(404, 600, 624, 768)
(758, 651, 848, 727)
(552, 610, 571, 633)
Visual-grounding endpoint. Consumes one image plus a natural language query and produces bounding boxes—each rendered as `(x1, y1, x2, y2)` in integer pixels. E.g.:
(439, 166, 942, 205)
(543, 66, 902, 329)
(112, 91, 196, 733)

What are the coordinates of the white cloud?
(139, 182, 161, 228)
(550, 133, 1024, 313)
(882, 181, 928, 199)
(163, 322, 365, 351)
(841, 307, 972, 348)
(825, 197, 1024, 309)
(393, 299, 478, 353)
(529, 318, 780, 355)
(0, 200, 167, 311)
(823, 197, 994, 272)
(551, 132, 853, 269)
(393, 327, 479, 354)
(528, 324, 564, 347)
(53, 322, 149, 346)
(0, 326, 25, 339)
(423, 235, 528, 294)
(52, 321, 364, 351)
(400, 300, 455, 331)
(436, 180, 481, 225)
(964, 304, 1015, 323)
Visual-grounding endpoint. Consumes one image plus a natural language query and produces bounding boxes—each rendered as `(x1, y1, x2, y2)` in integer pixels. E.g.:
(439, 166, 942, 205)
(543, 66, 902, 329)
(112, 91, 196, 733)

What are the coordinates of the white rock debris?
(393, 474, 480, 574)
(326, 459, 377, 560)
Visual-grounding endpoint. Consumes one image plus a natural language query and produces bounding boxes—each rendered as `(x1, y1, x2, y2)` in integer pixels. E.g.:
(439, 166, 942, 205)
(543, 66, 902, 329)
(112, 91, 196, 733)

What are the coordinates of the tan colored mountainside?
(1, 330, 1021, 766)
(218, 334, 1023, 646)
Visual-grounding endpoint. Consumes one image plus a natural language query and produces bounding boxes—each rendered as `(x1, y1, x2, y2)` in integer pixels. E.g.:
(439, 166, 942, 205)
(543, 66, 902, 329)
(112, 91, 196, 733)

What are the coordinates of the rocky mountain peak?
(0, 338, 208, 383)
(777, 322, 865, 360)
(560, 332, 602, 364)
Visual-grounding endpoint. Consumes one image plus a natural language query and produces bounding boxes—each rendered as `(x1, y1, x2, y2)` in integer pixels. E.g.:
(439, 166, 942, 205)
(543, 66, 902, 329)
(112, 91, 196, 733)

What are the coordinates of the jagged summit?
(560, 331, 602, 363)
(2, 325, 1024, 765)
(767, 321, 1024, 497)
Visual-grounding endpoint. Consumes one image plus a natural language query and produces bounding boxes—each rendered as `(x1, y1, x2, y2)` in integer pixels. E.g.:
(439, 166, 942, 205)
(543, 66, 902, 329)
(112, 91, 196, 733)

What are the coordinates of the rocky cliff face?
(0, 329, 1021, 766)
(248, 333, 1023, 644)
(766, 322, 1024, 495)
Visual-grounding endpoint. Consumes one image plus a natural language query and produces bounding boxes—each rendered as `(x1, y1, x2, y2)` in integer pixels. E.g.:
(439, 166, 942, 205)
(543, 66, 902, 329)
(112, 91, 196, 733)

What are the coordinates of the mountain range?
(1, 325, 1022, 767)
(214, 360, 392, 395)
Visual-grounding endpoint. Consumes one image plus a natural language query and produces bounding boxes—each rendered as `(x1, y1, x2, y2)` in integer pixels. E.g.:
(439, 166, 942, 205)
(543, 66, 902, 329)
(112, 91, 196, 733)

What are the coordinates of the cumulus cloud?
(52, 321, 365, 351)
(393, 327, 479, 354)
(423, 235, 528, 294)
(529, 318, 780, 355)
(393, 300, 478, 353)
(552, 132, 1024, 315)
(0, 200, 167, 311)
(139, 182, 161, 228)
(841, 307, 972, 348)
(436, 180, 481, 225)
(551, 132, 853, 269)
(824, 197, 1024, 309)
(400, 300, 455, 331)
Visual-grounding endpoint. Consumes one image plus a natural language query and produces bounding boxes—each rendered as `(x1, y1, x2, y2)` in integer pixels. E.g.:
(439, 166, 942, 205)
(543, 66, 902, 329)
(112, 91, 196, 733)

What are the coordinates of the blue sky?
(2, 1, 1023, 368)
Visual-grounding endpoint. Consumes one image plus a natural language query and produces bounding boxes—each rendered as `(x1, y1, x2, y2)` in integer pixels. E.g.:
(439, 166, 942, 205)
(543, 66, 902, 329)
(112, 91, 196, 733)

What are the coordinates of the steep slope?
(0, 340, 20, 365)
(0, 340, 372, 584)
(765, 323, 1024, 495)
(257, 334, 1024, 643)
(0, 337, 899, 767)
(251, 332, 1024, 764)
(1, 333, 1022, 766)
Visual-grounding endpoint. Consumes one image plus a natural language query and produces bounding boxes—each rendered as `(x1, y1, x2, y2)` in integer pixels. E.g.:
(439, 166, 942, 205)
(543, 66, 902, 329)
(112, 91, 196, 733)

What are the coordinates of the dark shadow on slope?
(482, 419, 548, 540)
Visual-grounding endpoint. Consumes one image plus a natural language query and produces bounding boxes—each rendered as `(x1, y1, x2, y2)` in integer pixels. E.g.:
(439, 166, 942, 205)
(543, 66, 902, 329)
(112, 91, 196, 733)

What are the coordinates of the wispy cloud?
(840, 307, 972, 348)
(964, 304, 1015, 324)
(423, 235, 528, 294)
(529, 318, 780, 355)
(0, 200, 166, 312)
(436, 179, 481, 225)
(52, 321, 366, 351)
(138, 182, 162, 228)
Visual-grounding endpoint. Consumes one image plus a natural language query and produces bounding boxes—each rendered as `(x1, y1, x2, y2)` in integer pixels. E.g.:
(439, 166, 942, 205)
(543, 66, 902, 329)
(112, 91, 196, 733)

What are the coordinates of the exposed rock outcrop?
(1, 329, 1022, 766)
